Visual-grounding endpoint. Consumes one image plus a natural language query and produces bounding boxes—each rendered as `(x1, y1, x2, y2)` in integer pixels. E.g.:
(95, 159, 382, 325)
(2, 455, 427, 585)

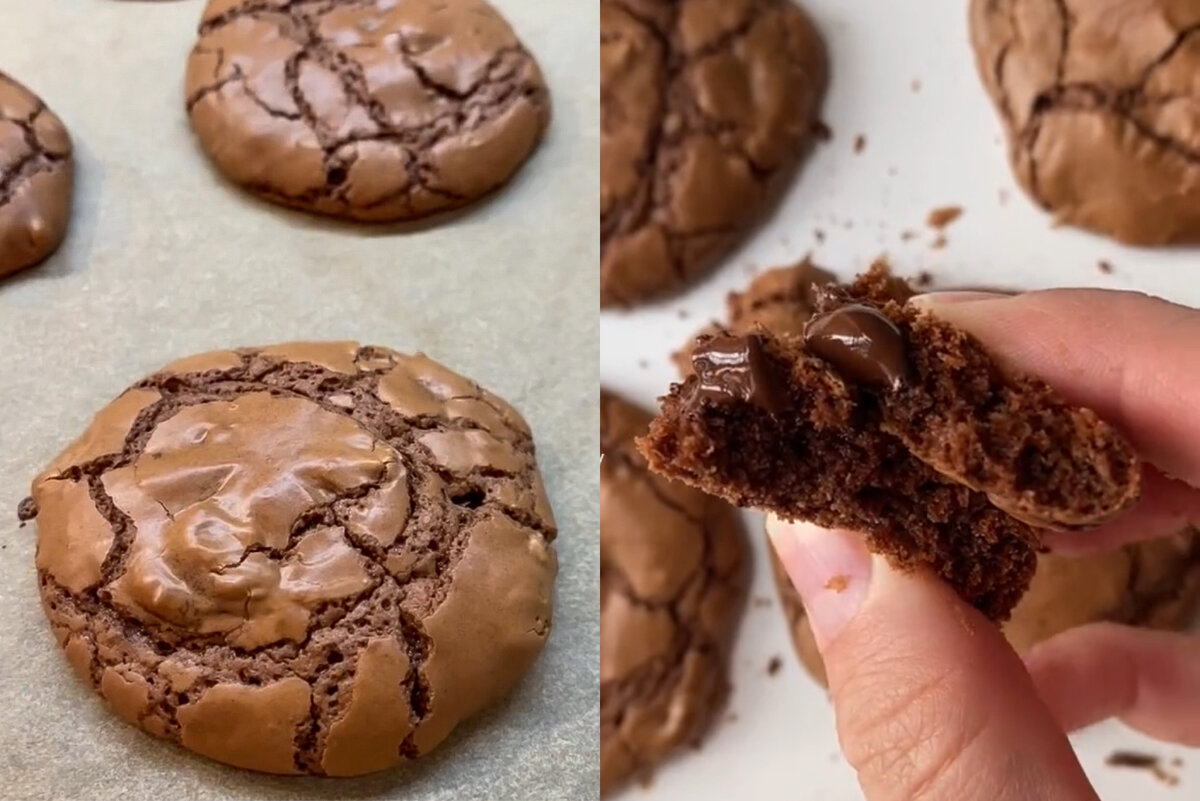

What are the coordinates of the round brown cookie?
(600, 390, 747, 795)
(0, 72, 73, 278)
(672, 258, 836, 373)
(600, 0, 826, 307)
(970, 0, 1200, 245)
(773, 528, 1200, 685)
(30, 342, 556, 776)
(185, 0, 550, 222)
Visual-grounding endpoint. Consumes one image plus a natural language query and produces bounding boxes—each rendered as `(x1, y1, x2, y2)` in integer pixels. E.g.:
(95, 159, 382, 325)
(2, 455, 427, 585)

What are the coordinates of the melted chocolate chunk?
(804, 304, 909, 390)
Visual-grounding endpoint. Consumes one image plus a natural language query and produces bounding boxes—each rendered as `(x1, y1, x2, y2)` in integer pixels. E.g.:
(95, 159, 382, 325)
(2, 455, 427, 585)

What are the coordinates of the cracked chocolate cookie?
(0, 72, 73, 278)
(600, 0, 827, 307)
(29, 342, 557, 776)
(185, 0, 550, 222)
(970, 0, 1200, 244)
(775, 528, 1200, 685)
(641, 266, 1141, 621)
(600, 390, 746, 795)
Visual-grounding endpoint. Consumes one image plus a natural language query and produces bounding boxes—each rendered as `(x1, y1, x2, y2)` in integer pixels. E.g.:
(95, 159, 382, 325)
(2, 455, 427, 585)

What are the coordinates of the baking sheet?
(601, 1, 1200, 798)
(0, 1, 599, 799)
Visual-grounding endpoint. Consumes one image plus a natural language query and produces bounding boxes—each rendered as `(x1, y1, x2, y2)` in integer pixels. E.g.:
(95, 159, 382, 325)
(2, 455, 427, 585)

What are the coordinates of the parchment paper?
(0, 2, 599, 800)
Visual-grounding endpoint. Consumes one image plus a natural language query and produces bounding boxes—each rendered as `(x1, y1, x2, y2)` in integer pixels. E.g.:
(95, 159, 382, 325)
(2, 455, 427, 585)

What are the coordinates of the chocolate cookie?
(30, 342, 556, 775)
(0, 72, 73, 278)
(600, 0, 826, 307)
(600, 390, 746, 795)
(185, 0, 550, 222)
(970, 0, 1200, 244)
(641, 266, 1141, 620)
(775, 529, 1200, 685)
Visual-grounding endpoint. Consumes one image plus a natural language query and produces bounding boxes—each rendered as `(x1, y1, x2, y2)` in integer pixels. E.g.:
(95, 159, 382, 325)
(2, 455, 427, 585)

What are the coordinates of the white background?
(601, 1, 1200, 798)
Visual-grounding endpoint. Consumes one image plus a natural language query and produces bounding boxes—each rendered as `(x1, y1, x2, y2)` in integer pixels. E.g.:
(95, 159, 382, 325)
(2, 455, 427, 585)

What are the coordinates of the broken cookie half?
(639, 267, 1141, 620)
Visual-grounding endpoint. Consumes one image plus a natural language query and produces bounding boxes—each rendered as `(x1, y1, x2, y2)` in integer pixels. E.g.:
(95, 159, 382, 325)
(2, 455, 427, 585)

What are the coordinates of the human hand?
(768, 288, 1200, 801)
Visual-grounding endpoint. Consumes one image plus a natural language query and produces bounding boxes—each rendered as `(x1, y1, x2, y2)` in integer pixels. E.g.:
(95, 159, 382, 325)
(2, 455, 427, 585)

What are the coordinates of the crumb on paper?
(927, 206, 964, 229)
(813, 120, 833, 141)
(843, 220, 854, 230)
(814, 228, 826, 243)
(998, 188, 1010, 205)
(911, 78, 921, 92)
(900, 229, 917, 242)
(1172, 757, 1184, 768)
(825, 575, 848, 593)
(931, 234, 948, 250)
(1098, 260, 1114, 275)
(637, 359, 649, 370)
(1105, 751, 1180, 786)
(17, 496, 37, 522)
(677, 308, 689, 320)
(753, 596, 774, 608)
(917, 271, 934, 287)
(887, 166, 898, 177)
(853, 134, 866, 154)
(767, 656, 783, 676)
(725, 712, 739, 724)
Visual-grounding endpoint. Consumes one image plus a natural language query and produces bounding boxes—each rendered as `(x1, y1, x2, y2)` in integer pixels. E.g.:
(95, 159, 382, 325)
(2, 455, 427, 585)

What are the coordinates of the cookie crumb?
(825, 575, 848, 593)
(911, 78, 922, 92)
(853, 134, 866, 154)
(1172, 757, 1184, 768)
(17, 497, 37, 522)
(638, 359, 650, 370)
(927, 206, 964, 229)
(1098, 260, 1114, 275)
(887, 166, 898, 176)
(998, 189, 1010, 205)
(931, 234, 948, 250)
(677, 309, 690, 320)
(753, 596, 774, 608)
(1105, 751, 1180, 786)
(900, 229, 917, 242)
(814, 228, 826, 243)
(812, 120, 833, 141)
(917, 271, 934, 287)
(767, 656, 783, 676)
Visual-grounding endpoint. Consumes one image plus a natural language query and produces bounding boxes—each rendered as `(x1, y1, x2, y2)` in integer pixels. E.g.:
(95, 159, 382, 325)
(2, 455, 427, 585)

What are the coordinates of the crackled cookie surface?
(970, 0, 1200, 244)
(600, 0, 826, 307)
(600, 390, 746, 795)
(0, 72, 72, 278)
(186, 0, 550, 221)
(30, 343, 557, 776)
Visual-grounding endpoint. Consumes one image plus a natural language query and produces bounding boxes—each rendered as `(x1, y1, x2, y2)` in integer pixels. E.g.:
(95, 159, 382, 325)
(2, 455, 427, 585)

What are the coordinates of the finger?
(914, 289, 1200, 487)
(1025, 623, 1200, 746)
(768, 517, 1100, 801)
(1043, 466, 1200, 554)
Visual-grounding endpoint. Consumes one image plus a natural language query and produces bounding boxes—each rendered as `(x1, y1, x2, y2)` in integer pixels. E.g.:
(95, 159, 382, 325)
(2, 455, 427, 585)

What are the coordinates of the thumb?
(767, 517, 1100, 801)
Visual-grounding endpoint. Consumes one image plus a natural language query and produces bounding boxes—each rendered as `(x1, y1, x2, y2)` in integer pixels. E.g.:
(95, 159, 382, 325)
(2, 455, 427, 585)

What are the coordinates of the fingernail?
(766, 516, 872, 648)
(910, 290, 1010, 307)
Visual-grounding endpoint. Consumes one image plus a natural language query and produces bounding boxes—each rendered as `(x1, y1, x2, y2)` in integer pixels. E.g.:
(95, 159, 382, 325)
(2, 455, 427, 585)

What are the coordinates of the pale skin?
(767, 289, 1200, 801)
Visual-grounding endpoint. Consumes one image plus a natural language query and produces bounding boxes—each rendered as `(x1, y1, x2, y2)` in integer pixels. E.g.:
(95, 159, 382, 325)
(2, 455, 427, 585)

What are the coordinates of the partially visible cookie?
(970, 0, 1200, 244)
(641, 266, 1141, 620)
(186, 0, 550, 222)
(600, 390, 747, 795)
(776, 529, 1200, 684)
(0, 72, 73, 278)
(601, 0, 826, 307)
(31, 343, 556, 775)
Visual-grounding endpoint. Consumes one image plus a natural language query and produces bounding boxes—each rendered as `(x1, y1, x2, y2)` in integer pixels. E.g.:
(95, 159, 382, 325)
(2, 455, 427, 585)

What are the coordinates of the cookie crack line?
(0, 104, 68, 208)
